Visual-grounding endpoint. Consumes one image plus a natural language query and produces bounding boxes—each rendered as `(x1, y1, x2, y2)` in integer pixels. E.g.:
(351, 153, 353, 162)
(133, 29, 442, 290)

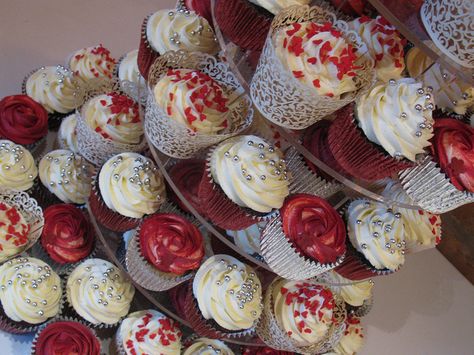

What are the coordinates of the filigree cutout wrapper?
(144, 50, 253, 159)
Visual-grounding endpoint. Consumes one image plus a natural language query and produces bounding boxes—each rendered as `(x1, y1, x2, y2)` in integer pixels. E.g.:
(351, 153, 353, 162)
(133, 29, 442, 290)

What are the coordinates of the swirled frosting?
(272, 279, 336, 346)
(66, 258, 135, 325)
(0, 140, 37, 191)
(329, 271, 373, 307)
(119, 310, 182, 355)
(153, 69, 231, 134)
(346, 199, 405, 271)
(0, 257, 61, 324)
(69, 45, 116, 81)
(39, 149, 94, 204)
(406, 48, 474, 115)
(226, 222, 264, 256)
(248, 0, 310, 15)
(210, 135, 290, 213)
(83, 93, 143, 144)
(184, 338, 234, 355)
(193, 254, 262, 330)
(0, 202, 30, 263)
(57, 113, 79, 153)
(25, 65, 81, 114)
(118, 49, 146, 88)
(333, 316, 364, 355)
(356, 78, 435, 162)
(275, 22, 361, 98)
(146, 10, 218, 55)
(98, 153, 166, 218)
(348, 16, 405, 82)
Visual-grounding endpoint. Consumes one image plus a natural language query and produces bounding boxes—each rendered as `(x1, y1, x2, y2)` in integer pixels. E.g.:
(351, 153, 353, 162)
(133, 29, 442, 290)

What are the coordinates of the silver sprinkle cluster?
(45, 151, 89, 187)
(0, 142, 34, 179)
(76, 264, 124, 306)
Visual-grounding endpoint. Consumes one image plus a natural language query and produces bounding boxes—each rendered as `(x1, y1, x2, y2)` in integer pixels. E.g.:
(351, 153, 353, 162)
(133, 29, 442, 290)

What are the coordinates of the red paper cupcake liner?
(327, 104, 413, 182)
(168, 281, 190, 322)
(137, 15, 160, 81)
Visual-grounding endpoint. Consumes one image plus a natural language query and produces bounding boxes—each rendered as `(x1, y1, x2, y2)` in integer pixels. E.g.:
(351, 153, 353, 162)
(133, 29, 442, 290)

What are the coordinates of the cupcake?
(0, 140, 37, 191)
(184, 338, 234, 355)
(57, 113, 79, 153)
(331, 316, 365, 355)
(38, 149, 95, 205)
(31, 319, 101, 355)
(126, 213, 205, 291)
(0, 257, 62, 334)
(184, 0, 212, 24)
(329, 271, 373, 317)
(66, 258, 135, 326)
(115, 310, 182, 355)
(68, 44, 117, 83)
(117, 49, 146, 102)
(225, 222, 264, 256)
(198, 135, 290, 230)
(0, 95, 48, 150)
(330, 0, 371, 16)
(186, 254, 263, 337)
(89, 153, 166, 232)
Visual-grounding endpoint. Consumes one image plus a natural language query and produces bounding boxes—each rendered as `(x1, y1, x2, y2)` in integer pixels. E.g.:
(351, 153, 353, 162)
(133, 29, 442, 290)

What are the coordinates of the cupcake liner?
(30, 179, 63, 209)
(346, 295, 373, 318)
(327, 104, 414, 181)
(144, 50, 253, 159)
(398, 155, 474, 214)
(250, 4, 375, 130)
(256, 277, 346, 353)
(115, 54, 148, 106)
(137, 14, 160, 81)
(113, 329, 126, 355)
(168, 281, 190, 322)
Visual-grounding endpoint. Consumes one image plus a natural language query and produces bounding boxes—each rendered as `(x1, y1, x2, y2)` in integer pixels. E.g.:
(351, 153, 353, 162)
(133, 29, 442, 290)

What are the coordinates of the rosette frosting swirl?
(146, 10, 218, 55)
(119, 310, 182, 355)
(0, 202, 30, 263)
(193, 254, 263, 330)
(118, 49, 145, 87)
(139, 213, 205, 275)
(57, 113, 79, 153)
(0, 139, 37, 191)
(248, 0, 310, 15)
(69, 44, 116, 81)
(329, 271, 373, 307)
(210, 135, 290, 213)
(346, 199, 405, 271)
(98, 153, 166, 218)
(39, 149, 94, 204)
(356, 78, 435, 162)
(281, 194, 346, 264)
(66, 258, 135, 325)
(184, 338, 234, 355)
(333, 316, 365, 354)
(0, 257, 62, 324)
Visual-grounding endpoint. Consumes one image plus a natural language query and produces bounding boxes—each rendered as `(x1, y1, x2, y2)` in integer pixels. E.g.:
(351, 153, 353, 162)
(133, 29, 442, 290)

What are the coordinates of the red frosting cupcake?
(0, 95, 48, 145)
(41, 204, 95, 264)
(280, 194, 346, 264)
(431, 118, 474, 193)
(139, 213, 205, 275)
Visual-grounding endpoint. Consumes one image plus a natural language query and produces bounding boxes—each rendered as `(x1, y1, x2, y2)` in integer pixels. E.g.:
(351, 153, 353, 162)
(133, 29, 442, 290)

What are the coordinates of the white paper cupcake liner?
(114, 54, 148, 106)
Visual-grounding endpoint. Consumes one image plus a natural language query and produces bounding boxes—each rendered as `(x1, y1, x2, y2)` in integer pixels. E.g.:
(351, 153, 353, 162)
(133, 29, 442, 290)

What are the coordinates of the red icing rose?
(41, 204, 95, 264)
(34, 321, 101, 355)
(139, 213, 205, 275)
(0, 95, 48, 145)
(281, 194, 346, 264)
(243, 347, 295, 355)
(431, 118, 474, 192)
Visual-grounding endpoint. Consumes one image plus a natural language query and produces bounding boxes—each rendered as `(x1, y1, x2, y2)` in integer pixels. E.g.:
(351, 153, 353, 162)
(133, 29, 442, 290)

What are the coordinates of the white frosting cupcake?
(57, 113, 79, 153)
(118, 49, 145, 88)
(248, 0, 310, 15)
(0, 140, 37, 191)
(184, 338, 234, 355)
(69, 44, 116, 82)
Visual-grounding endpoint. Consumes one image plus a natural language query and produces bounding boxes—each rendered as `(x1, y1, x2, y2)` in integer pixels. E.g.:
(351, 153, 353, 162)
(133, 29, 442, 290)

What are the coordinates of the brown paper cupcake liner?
(137, 14, 160, 81)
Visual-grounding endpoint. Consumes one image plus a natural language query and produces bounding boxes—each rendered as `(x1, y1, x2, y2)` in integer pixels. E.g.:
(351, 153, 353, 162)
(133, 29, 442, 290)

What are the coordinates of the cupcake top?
(0, 95, 48, 145)
(281, 194, 346, 264)
(348, 16, 405, 82)
(0, 257, 62, 324)
(406, 47, 474, 115)
(193, 254, 263, 330)
(0, 202, 30, 263)
(226, 222, 264, 256)
(431, 118, 474, 193)
(33, 320, 101, 355)
(0, 140, 37, 191)
(333, 316, 364, 355)
(69, 44, 117, 81)
(210, 135, 290, 213)
(57, 113, 79, 153)
(66, 258, 135, 325)
(184, 338, 234, 355)
(39, 149, 94, 204)
(275, 21, 361, 98)
(248, 0, 311, 15)
(41, 204, 95, 264)
(119, 310, 182, 355)
(347, 199, 405, 271)
(118, 49, 145, 87)
(330, 271, 373, 307)
(154, 69, 231, 134)
(138, 213, 205, 275)
(146, 10, 218, 55)
(83, 93, 143, 145)
(98, 153, 166, 219)
(272, 279, 337, 347)
(25, 65, 80, 114)
(356, 78, 435, 162)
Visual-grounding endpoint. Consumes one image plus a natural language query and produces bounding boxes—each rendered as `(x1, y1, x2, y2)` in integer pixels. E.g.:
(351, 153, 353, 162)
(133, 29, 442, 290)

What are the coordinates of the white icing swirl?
(184, 338, 234, 355)
(226, 222, 264, 256)
(66, 258, 135, 325)
(333, 317, 365, 355)
(0, 257, 61, 324)
(248, 0, 310, 15)
(210, 135, 290, 213)
(329, 271, 373, 307)
(0, 202, 30, 263)
(193, 254, 262, 331)
(118, 49, 146, 88)
(58, 113, 79, 153)
(146, 10, 218, 55)
(69, 45, 116, 82)
(0, 140, 37, 191)
(39, 149, 94, 204)
(356, 78, 435, 162)
(98, 153, 166, 219)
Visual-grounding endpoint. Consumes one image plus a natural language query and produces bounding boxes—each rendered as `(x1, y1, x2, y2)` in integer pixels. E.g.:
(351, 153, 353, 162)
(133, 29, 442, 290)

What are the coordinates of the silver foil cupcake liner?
(346, 295, 374, 318)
